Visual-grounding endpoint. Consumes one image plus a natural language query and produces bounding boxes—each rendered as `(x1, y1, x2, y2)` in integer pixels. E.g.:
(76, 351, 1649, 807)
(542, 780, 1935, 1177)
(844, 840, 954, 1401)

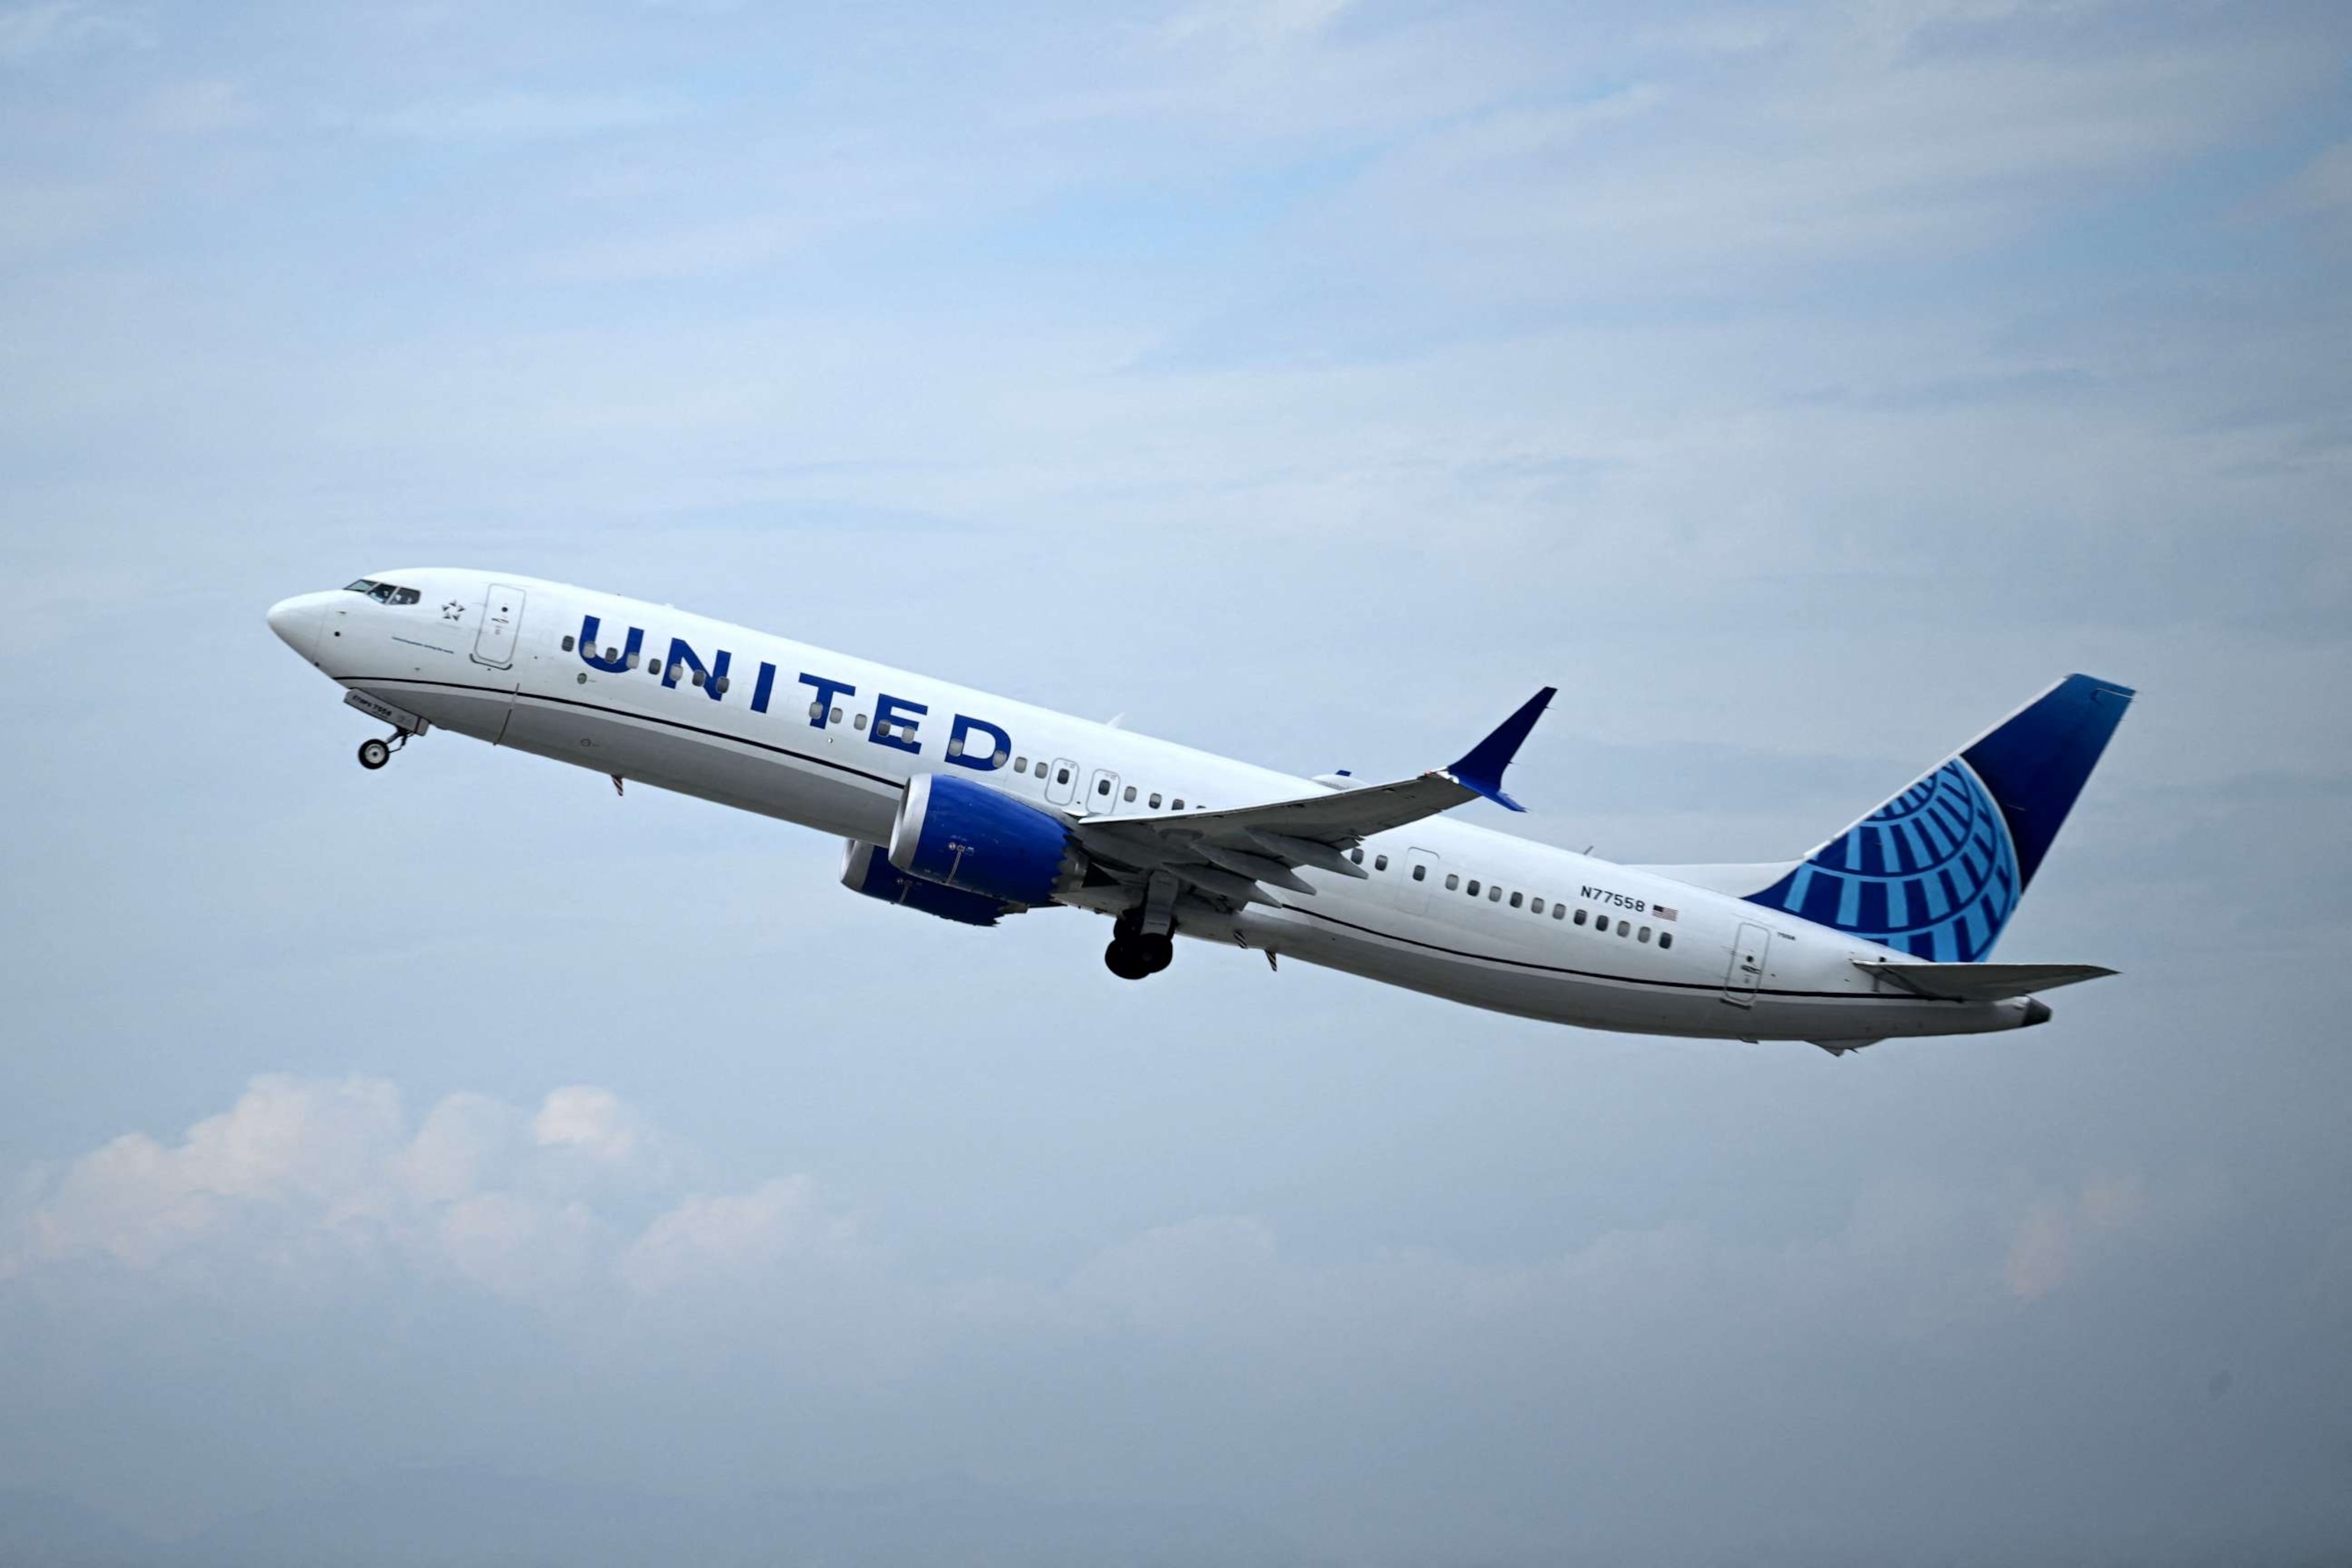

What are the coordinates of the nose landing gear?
(356, 731, 411, 770)
(343, 692, 429, 771)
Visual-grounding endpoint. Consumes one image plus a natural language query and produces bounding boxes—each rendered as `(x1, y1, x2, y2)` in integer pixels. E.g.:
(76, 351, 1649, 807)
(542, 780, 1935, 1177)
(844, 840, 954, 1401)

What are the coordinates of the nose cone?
(267, 593, 328, 662)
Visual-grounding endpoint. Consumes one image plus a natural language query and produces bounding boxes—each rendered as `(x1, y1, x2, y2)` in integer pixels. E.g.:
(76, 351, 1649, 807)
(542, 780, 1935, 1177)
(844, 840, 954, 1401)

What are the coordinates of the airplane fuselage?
(267, 570, 2056, 1046)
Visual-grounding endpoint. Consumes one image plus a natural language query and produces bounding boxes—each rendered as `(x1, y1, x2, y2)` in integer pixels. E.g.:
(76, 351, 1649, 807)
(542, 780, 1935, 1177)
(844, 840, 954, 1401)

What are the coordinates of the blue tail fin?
(1744, 675, 2134, 961)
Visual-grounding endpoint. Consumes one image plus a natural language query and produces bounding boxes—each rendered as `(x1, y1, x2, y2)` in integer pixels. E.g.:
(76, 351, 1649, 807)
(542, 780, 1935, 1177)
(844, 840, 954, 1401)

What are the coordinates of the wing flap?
(1854, 960, 2117, 1001)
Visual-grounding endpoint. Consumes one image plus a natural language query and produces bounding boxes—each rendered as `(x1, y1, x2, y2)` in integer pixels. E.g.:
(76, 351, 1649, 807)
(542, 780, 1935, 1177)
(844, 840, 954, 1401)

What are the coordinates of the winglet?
(1446, 687, 1555, 812)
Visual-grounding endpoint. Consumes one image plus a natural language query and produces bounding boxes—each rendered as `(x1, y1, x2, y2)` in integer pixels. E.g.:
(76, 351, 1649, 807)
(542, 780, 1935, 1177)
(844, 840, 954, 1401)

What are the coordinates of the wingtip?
(1446, 686, 1555, 811)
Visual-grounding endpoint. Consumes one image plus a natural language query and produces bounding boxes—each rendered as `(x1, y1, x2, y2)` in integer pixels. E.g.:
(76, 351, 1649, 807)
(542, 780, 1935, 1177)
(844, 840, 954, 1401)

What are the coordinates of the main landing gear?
(1104, 873, 1181, 981)
(1104, 928, 1174, 981)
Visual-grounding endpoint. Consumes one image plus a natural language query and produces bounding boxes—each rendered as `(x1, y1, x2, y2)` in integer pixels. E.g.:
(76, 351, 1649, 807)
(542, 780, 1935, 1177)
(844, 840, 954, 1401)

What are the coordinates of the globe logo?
(1750, 758, 2020, 962)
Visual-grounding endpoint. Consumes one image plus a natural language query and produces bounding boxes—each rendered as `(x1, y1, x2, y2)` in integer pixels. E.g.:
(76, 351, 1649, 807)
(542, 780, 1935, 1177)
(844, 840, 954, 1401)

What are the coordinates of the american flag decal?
(1654, 904, 1678, 921)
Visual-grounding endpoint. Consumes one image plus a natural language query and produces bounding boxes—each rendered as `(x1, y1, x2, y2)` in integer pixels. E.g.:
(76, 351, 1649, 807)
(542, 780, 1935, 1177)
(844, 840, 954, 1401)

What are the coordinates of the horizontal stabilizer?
(1854, 959, 2116, 1002)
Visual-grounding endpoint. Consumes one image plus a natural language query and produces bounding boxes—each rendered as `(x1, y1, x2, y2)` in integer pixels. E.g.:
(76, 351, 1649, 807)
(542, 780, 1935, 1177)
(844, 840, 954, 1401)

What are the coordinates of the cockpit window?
(345, 580, 377, 593)
(349, 580, 420, 606)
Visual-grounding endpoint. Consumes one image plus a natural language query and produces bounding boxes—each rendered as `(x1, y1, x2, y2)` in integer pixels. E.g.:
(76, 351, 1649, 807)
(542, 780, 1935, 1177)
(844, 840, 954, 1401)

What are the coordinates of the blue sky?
(2, 2, 2349, 1562)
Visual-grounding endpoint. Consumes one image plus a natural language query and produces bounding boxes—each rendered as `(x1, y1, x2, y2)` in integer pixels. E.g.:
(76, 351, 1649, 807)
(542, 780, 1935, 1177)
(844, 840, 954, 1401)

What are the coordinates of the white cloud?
(0, 1075, 406, 1275)
(531, 1085, 642, 1164)
(0, 1076, 845, 1302)
(619, 1175, 858, 1292)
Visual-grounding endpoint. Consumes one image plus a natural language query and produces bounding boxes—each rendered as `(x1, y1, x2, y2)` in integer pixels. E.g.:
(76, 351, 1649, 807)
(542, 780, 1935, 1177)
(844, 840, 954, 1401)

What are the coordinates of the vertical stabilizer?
(1743, 675, 2134, 961)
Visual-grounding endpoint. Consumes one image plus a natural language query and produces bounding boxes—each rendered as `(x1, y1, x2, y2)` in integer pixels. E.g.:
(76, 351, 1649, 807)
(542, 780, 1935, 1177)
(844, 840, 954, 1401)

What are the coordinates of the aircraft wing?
(1852, 960, 2117, 1001)
(1072, 688, 1553, 906)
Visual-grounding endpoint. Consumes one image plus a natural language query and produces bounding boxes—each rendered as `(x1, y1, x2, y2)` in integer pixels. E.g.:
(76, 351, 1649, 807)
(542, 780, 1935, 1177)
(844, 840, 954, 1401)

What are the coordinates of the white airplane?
(268, 571, 2132, 1052)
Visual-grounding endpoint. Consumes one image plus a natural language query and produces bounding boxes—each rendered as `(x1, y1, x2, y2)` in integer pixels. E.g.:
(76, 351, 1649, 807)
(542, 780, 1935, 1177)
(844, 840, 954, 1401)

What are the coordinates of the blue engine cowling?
(887, 772, 1086, 908)
(841, 840, 1018, 926)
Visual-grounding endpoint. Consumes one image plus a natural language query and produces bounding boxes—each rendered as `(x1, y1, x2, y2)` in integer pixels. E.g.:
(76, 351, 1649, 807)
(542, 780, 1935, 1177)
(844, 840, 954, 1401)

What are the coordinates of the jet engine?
(887, 772, 1087, 907)
(841, 840, 1019, 926)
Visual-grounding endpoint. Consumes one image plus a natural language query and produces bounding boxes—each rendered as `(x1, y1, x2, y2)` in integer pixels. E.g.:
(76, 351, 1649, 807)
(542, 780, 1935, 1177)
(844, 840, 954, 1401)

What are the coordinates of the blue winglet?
(1446, 687, 1555, 812)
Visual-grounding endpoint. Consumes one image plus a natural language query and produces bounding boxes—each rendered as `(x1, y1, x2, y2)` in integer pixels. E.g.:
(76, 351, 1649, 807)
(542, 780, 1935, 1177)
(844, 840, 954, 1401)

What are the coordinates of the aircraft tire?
(1138, 933, 1174, 973)
(1103, 938, 1152, 982)
(358, 738, 392, 770)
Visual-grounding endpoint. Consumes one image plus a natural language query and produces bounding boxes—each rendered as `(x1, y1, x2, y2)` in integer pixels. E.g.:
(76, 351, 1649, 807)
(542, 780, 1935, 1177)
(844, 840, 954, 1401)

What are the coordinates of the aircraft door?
(1044, 758, 1080, 808)
(472, 583, 527, 668)
(1086, 768, 1122, 815)
(1722, 922, 1772, 1008)
(1400, 848, 1439, 914)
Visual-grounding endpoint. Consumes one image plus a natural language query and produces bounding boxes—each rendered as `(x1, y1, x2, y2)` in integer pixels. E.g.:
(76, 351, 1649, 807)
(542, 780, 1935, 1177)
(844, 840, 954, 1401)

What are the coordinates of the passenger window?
(605, 647, 618, 662)
(1573, 909, 1587, 926)
(1057, 767, 1072, 785)
(1124, 786, 1137, 802)
(1374, 854, 1388, 871)
(855, 714, 868, 730)
(714, 676, 728, 694)
(830, 707, 841, 724)
(809, 701, 825, 721)
(1445, 874, 1459, 890)
(991, 747, 1009, 766)
(1015, 757, 1028, 773)
(1638, 926, 1651, 943)
(562, 635, 575, 652)
(1658, 932, 1674, 950)
(1618, 920, 1631, 936)
(1466, 879, 1480, 897)
(1411, 864, 1425, 881)
(1149, 793, 1161, 808)
(1552, 903, 1566, 920)
(691, 669, 704, 687)
(1509, 892, 1523, 909)
(1530, 897, 1544, 914)
(1171, 797, 1183, 809)
(1096, 778, 1111, 796)
(1488, 886, 1503, 902)
(948, 737, 965, 757)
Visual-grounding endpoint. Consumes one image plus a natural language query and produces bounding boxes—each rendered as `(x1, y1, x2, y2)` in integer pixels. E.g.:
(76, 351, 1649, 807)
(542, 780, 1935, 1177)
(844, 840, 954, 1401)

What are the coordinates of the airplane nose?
(267, 593, 326, 661)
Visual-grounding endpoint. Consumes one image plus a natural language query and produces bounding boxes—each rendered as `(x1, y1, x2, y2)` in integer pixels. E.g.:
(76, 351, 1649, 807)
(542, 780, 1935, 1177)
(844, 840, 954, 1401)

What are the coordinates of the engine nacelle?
(841, 840, 1018, 926)
(887, 772, 1086, 907)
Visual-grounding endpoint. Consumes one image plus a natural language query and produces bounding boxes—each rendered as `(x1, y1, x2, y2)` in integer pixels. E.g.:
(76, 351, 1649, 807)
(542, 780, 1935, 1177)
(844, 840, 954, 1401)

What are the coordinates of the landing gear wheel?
(357, 737, 392, 771)
(1104, 938, 1153, 981)
(1138, 933, 1174, 974)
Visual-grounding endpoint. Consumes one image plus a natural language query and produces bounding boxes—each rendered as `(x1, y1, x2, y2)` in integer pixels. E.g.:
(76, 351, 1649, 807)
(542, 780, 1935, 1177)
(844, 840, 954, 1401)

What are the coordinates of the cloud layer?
(2, 0, 2348, 1560)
